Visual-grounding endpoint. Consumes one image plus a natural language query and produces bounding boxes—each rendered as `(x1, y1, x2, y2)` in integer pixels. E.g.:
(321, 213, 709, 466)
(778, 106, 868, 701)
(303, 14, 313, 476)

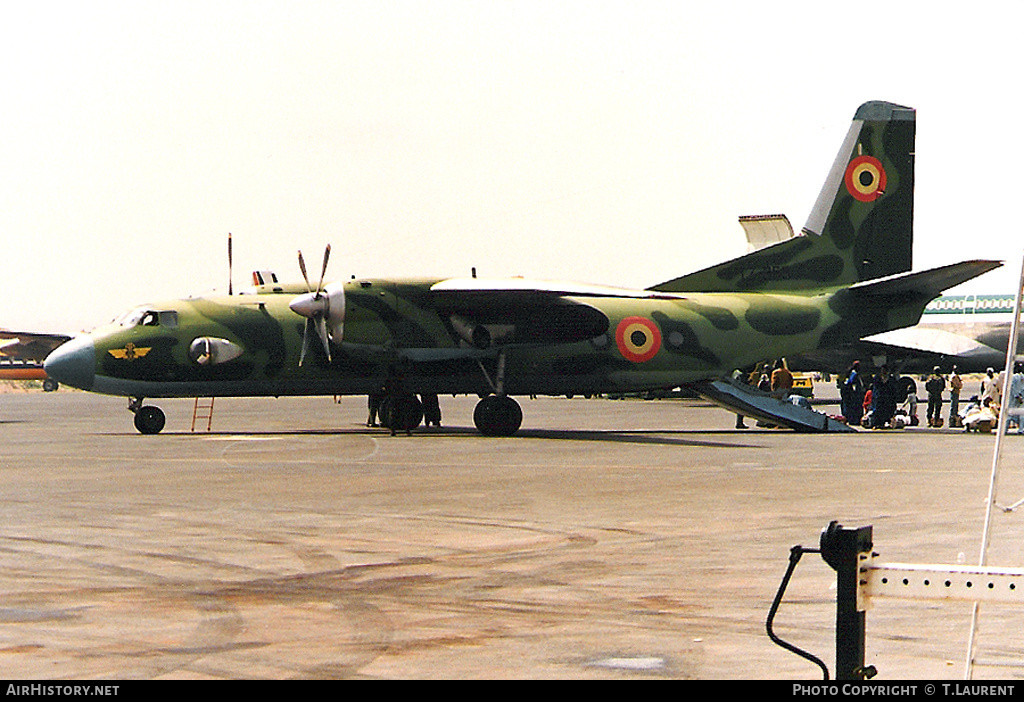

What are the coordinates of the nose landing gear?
(128, 398, 166, 435)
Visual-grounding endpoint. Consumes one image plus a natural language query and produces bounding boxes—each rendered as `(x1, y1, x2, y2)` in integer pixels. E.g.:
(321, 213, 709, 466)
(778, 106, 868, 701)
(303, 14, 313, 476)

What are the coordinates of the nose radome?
(43, 336, 96, 391)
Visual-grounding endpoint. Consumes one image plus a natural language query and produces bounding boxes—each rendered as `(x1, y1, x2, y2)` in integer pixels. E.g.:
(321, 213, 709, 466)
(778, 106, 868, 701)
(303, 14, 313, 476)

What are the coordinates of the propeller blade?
(297, 315, 332, 366)
(293, 243, 336, 366)
(228, 233, 233, 296)
(299, 318, 314, 366)
(315, 315, 332, 362)
(318, 244, 331, 294)
(298, 250, 311, 293)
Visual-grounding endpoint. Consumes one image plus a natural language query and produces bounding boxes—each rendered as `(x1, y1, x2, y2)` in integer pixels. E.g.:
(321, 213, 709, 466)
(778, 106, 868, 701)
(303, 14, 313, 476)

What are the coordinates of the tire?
(380, 395, 423, 431)
(134, 406, 166, 435)
(473, 395, 523, 437)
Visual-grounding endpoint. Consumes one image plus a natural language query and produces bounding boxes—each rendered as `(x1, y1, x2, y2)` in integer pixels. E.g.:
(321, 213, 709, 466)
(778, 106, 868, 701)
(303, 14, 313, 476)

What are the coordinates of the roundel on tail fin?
(844, 155, 887, 202)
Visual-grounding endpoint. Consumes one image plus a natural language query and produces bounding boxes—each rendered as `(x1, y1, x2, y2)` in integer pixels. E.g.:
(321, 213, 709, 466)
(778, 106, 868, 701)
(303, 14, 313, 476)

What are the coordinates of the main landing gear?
(378, 394, 424, 434)
(472, 350, 523, 436)
(128, 397, 166, 435)
(473, 394, 522, 437)
(376, 392, 521, 436)
(375, 389, 520, 436)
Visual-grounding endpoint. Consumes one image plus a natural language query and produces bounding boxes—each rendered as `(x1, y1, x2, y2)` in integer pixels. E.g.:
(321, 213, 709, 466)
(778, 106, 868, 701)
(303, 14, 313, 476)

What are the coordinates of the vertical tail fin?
(651, 100, 915, 293)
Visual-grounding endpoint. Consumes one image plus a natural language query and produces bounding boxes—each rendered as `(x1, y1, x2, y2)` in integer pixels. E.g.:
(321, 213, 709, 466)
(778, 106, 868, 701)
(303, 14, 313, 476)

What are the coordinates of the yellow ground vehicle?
(791, 373, 814, 398)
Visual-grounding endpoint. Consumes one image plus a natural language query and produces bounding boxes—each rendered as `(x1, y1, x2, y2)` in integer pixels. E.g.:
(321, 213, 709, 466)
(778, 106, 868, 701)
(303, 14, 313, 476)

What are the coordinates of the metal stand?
(766, 544, 829, 679)
(771, 520, 1024, 679)
(767, 521, 876, 680)
(819, 521, 876, 680)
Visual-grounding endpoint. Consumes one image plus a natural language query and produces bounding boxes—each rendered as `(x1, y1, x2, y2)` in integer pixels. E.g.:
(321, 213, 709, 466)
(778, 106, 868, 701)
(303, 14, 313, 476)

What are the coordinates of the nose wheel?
(473, 395, 522, 436)
(129, 398, 166, 435)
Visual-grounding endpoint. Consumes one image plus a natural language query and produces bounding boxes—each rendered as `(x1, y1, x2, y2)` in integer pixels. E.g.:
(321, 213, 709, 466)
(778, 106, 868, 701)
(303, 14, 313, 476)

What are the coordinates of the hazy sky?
(2, 1, 1022, 333)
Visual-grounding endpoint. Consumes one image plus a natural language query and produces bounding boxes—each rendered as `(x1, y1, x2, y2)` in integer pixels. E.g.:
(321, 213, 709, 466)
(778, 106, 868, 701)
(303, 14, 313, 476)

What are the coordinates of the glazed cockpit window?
(114, 308, 178, 328)
(158, 311, 179, 329)
(115, 308, 148, 327)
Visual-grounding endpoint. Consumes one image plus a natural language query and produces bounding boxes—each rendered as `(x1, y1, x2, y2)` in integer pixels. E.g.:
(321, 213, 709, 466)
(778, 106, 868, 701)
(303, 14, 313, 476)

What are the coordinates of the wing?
(0, 330, 73, 361)
(427, 278, 652, 348)
(431, 277, 685, 300)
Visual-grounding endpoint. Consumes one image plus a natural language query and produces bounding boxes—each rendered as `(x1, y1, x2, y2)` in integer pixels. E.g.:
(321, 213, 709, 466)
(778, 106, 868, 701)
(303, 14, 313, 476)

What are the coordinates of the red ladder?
(191, 397, 215, 432)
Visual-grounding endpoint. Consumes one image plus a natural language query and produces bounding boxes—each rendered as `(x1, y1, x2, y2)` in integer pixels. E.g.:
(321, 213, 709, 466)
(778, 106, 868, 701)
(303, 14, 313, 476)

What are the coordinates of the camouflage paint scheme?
(44, 101, 1000, 435)
(46, 263, 999, 400)
(657, 101, 916, 293)
(793, 293, 1024, 376)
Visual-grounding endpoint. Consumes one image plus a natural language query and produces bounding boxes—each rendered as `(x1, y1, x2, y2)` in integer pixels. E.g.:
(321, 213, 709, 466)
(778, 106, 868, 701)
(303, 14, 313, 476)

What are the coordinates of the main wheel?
(473, 395, 523, 437)
(134, 405, 166, 435)
(380, 395, 423, 432)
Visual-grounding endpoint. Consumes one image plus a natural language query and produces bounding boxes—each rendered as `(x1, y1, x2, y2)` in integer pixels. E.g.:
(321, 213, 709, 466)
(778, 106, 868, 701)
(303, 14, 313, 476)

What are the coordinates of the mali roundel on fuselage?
(615, 316, 662, 363)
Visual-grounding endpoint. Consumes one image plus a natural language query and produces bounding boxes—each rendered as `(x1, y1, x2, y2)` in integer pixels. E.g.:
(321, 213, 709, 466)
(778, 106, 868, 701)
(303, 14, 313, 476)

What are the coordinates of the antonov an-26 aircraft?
(44, 101, 1000, 435)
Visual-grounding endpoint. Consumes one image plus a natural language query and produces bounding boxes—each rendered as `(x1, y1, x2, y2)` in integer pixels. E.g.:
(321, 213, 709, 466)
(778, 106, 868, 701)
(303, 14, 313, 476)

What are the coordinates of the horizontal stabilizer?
(846, 260, 1003, 301)
(864, 327, 1000, 360)
(690, 377, 854, 433)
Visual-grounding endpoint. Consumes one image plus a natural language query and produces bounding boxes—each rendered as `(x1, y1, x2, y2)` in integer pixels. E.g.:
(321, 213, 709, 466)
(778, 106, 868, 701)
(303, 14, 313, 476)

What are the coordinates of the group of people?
(957, 364, 1024, 434)
(733, 359, 804, 429)
(740, 359, 795, 397)
(838, 361, 1024, 433)
(838, 361, 907, 429)
(839, 361, 933, 429)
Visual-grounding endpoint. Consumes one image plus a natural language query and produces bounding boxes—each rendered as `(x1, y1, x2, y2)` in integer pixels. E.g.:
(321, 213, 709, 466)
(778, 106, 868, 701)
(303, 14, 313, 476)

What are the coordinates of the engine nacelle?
(322, 282, 346, 342)
(450, 315, 491, 349)
(449, 315, 514, 350)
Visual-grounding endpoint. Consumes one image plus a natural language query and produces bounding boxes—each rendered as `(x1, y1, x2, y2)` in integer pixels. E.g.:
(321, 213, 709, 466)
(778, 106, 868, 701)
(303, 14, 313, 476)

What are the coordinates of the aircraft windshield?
(158, 311, 179, 329)
(113, 308, 178, 328)
(114, 308, 148, 326)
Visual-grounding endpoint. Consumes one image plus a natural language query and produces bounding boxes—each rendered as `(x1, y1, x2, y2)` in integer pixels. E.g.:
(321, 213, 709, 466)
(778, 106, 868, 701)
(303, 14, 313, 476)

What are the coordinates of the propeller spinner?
(289, 245, 345, 365)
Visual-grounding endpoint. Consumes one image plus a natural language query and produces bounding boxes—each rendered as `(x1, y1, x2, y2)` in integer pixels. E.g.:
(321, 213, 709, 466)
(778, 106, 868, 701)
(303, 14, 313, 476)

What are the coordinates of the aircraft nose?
(43, 336, 96, 391)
